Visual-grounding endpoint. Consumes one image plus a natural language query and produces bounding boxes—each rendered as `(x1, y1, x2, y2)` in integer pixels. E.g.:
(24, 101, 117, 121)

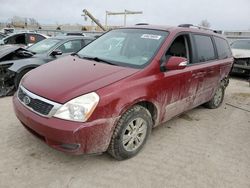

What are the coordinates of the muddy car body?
(13, 25, 233, 160)
(231, 39, 250, 75)
(0, 36, 94, 96)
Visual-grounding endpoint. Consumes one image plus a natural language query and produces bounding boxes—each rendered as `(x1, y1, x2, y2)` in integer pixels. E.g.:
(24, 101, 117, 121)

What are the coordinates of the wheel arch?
(15, 65, 39, 74)
(118, 99, 159, 127)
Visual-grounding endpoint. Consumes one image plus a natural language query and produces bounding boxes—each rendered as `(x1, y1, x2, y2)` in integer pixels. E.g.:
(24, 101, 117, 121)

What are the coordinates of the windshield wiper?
(71, 52, 81, 58)
(82, 56, 117, 66)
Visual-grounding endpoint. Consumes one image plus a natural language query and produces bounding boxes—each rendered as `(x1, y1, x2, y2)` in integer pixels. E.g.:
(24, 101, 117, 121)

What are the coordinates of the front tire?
(108, 105, 153, 160)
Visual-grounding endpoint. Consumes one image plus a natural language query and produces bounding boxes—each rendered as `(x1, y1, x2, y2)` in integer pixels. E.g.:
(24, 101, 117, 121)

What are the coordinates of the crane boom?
(82, 9, 106, 31)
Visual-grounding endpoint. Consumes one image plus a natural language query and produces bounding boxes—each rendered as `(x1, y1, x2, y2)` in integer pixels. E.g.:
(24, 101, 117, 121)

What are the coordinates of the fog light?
(60, 143, 80, 150)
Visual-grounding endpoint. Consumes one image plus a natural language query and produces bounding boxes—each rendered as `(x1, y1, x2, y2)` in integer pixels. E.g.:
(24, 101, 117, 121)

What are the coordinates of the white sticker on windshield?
(141, 34, 162, 40)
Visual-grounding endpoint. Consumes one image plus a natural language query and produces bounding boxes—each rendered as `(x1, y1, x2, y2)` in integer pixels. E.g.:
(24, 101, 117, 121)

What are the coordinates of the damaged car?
(0, 36, 94, 97)
(231, 39, 250, 76)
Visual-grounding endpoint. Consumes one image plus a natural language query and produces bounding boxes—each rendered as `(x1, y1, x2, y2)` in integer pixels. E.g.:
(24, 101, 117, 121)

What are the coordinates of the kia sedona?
(13, 24, 233, 160)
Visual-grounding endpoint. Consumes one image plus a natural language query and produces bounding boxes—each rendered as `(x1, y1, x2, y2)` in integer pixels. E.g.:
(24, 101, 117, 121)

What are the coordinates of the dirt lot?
(0, 78, 249, 188)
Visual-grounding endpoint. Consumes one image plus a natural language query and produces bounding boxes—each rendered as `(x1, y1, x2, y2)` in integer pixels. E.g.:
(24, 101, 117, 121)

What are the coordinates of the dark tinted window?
(193, 35, 215, 62)
(5, 34, 26, 45)
(166, 35, 188, 58)
(214, 37, 232, 59)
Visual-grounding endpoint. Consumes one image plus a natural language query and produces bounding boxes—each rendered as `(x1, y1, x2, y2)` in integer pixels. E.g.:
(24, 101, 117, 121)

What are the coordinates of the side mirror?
(51, 50, 62, 56)
(164, 56, 188, 71)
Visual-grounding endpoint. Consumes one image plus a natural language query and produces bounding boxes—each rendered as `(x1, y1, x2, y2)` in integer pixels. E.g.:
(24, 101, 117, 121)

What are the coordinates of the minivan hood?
(22, 55, 139, 103)
(232, 49, 250, 59)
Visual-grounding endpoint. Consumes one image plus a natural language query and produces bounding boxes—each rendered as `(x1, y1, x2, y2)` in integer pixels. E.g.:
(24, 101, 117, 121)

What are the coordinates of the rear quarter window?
(27, 34, 45, 44)
(214, 37, 232, 59)
(193, 34, 215, 63)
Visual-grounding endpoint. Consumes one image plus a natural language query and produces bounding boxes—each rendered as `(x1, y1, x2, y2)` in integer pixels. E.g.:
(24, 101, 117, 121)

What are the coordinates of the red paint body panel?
(13, 94, 118, 154)
(13, 25, 234, 155)
(22, 55, 139, 103)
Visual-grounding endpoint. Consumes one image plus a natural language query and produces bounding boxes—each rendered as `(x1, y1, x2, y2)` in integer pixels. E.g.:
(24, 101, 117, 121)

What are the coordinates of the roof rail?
(178, 24, 218, 33)
(135, 23, 149, 25)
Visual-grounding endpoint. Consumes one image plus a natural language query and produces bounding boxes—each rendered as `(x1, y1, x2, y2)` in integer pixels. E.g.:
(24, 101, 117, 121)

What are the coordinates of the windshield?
(77, 29, 168, 68)
(231, 40, 250, 50)
(28, 38, 60, 54)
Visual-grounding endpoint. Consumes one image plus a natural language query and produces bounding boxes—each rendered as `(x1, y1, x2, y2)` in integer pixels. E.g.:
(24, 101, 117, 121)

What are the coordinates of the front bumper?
(231, 59, 250, 75)
(13, 94, 118, 155)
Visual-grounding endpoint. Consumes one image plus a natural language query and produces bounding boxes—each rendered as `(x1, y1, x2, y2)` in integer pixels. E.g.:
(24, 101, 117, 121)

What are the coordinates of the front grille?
(235, 58, 249, 66)
(18, 87, 54, 116)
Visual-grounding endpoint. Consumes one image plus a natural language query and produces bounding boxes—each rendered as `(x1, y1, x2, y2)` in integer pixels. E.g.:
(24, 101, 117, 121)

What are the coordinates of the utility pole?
(81, 9, 106, 31)
(105, 10, 143, 28)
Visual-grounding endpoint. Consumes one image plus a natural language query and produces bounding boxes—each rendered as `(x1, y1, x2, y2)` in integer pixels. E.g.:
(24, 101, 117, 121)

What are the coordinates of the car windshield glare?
(77, 29, 168, 68)
(231, 40, 250, 50)
(28, 38, 60, 54)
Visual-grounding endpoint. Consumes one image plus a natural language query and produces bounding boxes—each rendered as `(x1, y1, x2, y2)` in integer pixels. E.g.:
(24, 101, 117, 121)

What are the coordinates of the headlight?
(53, 92, 99, 122)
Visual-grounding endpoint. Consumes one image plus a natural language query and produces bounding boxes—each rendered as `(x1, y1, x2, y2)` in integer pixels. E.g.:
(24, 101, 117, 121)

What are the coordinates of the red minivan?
(13, 25, 233, 160)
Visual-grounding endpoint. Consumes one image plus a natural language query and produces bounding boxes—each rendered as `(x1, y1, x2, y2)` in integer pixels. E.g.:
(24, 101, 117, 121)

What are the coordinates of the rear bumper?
(13, 94, 118, 155)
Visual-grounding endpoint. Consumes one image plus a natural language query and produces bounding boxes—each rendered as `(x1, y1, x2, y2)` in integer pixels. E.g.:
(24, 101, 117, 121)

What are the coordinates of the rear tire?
(204, 85, 225, 109)
(108, 105, 152, 160)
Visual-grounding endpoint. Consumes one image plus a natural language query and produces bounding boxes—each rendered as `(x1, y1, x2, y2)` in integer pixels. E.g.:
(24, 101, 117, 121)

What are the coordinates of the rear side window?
(214, 37, 232, 59)
(193, 35, 215, 63)
(27, 34, 45, 44)
(5, 34, 26, 45)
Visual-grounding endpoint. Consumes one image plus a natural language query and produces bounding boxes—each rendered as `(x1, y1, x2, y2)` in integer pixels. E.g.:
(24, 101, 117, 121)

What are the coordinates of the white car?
(0, 32, 48, 47)
(231, 39, 250, 75)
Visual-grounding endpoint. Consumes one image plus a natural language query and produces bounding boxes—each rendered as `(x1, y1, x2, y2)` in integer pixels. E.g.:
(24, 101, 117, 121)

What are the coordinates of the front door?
(158, 34, 196, 122)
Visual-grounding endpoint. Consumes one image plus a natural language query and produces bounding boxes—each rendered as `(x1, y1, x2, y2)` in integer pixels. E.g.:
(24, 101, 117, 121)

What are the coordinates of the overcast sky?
(0, 0, 249, 30)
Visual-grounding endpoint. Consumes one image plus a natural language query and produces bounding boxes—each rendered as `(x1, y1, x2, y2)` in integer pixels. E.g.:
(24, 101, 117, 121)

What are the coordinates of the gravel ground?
(0, 78, 249, 188)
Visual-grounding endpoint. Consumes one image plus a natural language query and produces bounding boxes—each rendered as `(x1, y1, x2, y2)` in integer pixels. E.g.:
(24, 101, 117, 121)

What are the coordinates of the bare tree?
(199, 19, 211, 28)
(11, 16, 25, 27)
(10, 16, 40, 28)
(29, 18, 40, 27)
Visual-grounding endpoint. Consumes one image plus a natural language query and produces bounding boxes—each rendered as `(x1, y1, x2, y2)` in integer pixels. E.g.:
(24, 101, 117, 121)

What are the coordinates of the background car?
(0, 35, 94, 97)
(0, 32, 7, 40)
(59, 31, 104, 39)
(231, 39, 250, 76)
(0, 32, 48, 47)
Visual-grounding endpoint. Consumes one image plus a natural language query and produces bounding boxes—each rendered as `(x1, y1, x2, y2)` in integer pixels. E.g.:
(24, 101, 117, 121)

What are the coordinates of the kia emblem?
(23, 96, 31, 105)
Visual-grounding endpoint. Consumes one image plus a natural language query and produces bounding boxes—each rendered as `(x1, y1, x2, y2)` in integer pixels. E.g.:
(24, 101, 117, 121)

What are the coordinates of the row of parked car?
(0, 24, 247, 160)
